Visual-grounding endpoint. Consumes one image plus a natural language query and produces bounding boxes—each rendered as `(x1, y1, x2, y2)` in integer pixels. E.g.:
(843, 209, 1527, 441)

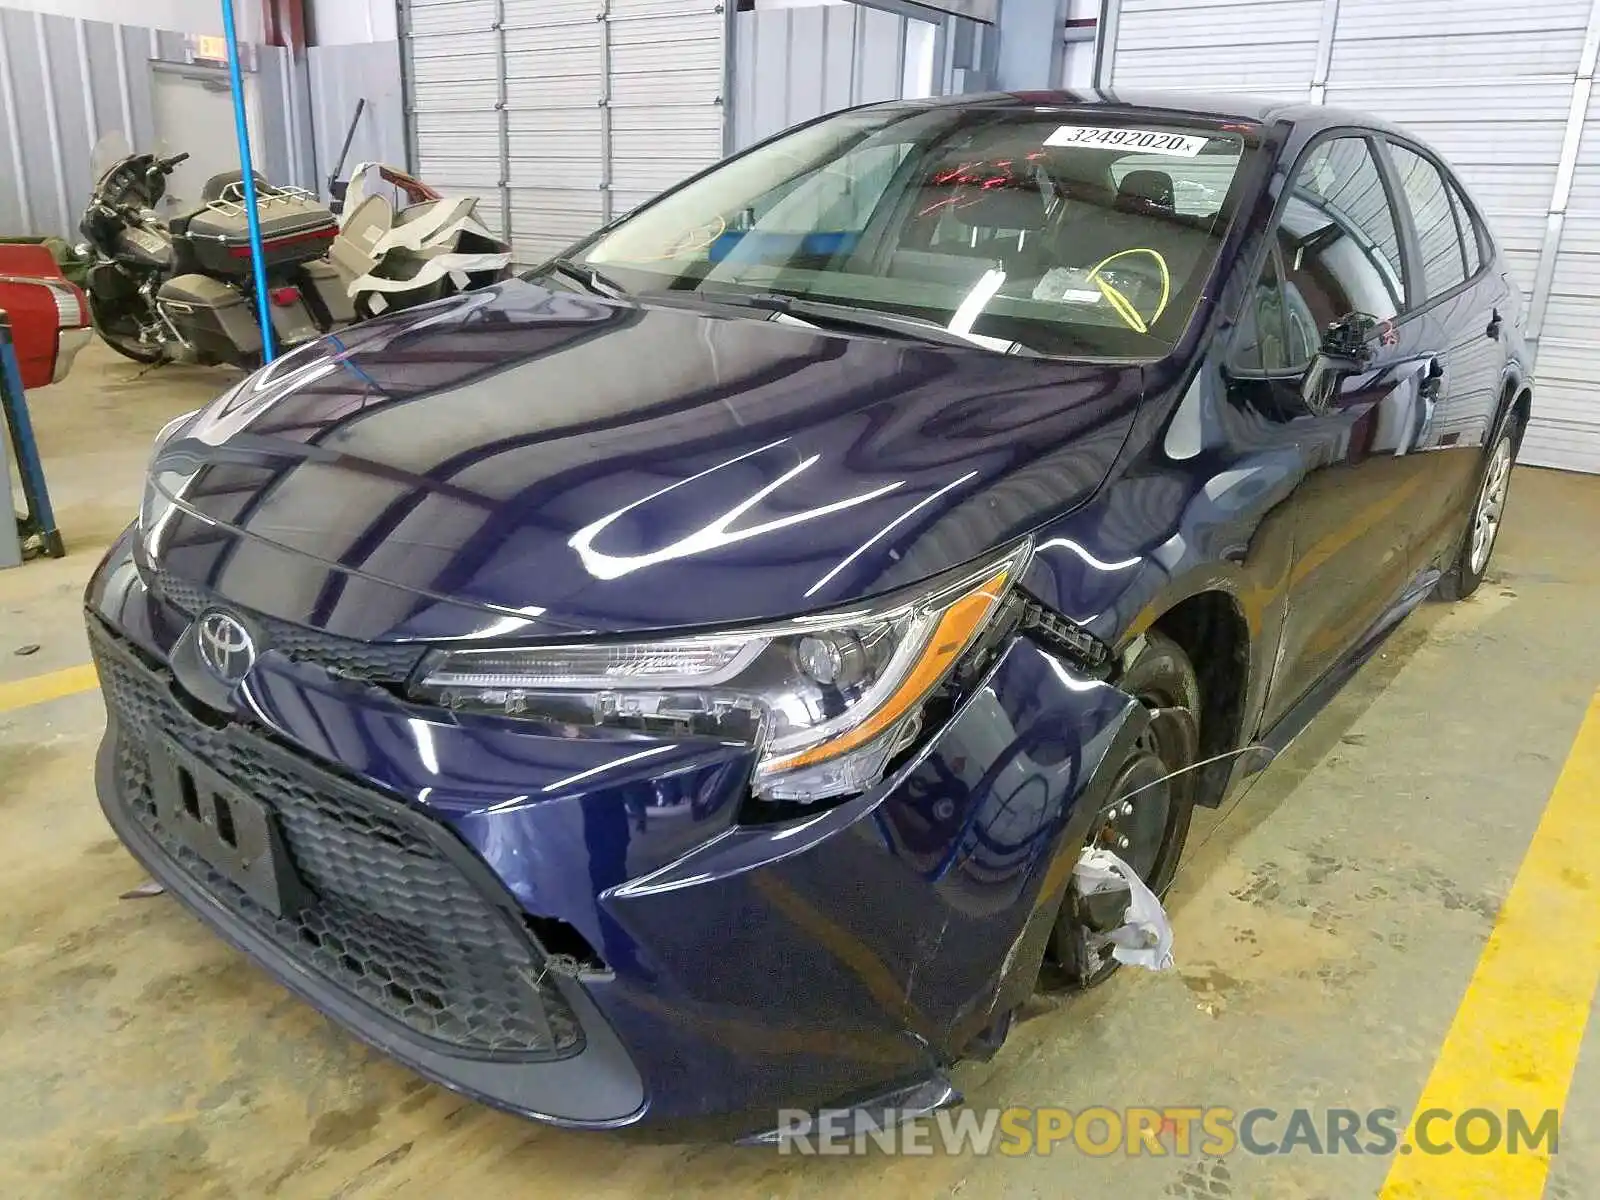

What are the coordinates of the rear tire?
(89, 291, 164, 364)
(1047, 630, 1200, 990)
(1434, 416, 1519, 602)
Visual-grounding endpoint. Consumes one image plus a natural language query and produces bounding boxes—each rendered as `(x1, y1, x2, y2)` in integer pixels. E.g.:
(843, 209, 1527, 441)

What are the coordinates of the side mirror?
(1301, 313, 1377, 412)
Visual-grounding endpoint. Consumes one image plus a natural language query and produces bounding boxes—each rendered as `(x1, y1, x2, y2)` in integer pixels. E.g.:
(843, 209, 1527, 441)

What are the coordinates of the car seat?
(887, 184, 1047, 286)
(1114, 169, 1176, 218)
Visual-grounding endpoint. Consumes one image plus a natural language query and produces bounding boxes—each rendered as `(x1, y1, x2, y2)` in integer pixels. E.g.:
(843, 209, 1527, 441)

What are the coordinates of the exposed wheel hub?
(1048, 683, 1199, 989)
(1083, 733, 1171, 932)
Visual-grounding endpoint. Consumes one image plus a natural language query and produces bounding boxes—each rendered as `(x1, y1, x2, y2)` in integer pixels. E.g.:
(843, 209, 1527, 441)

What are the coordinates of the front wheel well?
(1145, 592, 1250, 808)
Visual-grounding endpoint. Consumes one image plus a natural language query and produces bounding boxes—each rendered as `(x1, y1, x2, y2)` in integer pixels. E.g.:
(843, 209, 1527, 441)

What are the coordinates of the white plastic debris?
(1032, 266, 1106, 306)
(1073, 846, 1175, 971)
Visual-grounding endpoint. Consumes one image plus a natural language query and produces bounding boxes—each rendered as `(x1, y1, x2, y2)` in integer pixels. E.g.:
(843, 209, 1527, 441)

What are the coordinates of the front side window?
(1231, 242, 1320, 375)
(1389, 143, 1469, 299)
(1231, 249, 1288, 373)
(1278, 136, 1406, 330)
(566, 108, 1254, 358)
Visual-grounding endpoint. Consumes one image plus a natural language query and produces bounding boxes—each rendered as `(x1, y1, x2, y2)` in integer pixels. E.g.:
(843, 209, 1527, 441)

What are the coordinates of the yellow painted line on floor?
(0, 663, 99, 713)
(1380, 690, 1600, 1199)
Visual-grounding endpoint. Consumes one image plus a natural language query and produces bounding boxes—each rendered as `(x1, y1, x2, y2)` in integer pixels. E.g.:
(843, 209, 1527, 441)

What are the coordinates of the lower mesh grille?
(91, 620, 583, 1061)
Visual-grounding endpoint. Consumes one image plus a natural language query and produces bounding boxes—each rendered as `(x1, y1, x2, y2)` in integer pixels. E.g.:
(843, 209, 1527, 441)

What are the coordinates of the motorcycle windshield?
(150, 137, 187, 215)
(91, 132, 185, 212)
(91, 131, 132, 187)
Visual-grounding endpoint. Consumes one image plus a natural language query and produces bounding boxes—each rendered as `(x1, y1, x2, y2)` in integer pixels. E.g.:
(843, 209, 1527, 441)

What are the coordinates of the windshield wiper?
(548, 257, 628, 298)
(699, 290, 1034, 355)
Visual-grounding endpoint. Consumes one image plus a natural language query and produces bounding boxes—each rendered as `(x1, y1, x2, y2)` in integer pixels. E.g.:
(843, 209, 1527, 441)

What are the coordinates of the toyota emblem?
(195, 610, 257, 685)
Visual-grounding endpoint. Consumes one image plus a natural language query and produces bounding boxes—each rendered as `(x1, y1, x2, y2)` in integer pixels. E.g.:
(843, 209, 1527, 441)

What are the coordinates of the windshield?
(561, 106, 1253, 358)
(90, 131, 188, 213)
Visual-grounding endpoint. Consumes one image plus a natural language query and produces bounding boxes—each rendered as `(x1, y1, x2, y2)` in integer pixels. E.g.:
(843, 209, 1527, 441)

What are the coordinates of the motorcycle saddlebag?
(179, 189, 338, 278)
(298, 257, 356, 326)
(157, 273, 260, 363)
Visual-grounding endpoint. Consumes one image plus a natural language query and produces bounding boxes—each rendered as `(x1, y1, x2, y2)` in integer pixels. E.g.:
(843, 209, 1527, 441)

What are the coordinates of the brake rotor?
(1082, 736, 1172, 931)
(1080, 703, 1198, 932)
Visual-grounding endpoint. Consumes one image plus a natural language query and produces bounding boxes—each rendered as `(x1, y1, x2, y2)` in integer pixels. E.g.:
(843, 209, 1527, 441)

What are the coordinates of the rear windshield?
(567, 107, 1253, 358)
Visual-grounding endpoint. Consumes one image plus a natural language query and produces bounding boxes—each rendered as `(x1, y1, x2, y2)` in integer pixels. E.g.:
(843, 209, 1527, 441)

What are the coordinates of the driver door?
(1235, 135, 1440, 727)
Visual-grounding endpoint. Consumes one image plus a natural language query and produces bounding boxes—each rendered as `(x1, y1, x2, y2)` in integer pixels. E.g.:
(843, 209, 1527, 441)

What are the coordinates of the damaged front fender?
(594, 634, 1148, 1130)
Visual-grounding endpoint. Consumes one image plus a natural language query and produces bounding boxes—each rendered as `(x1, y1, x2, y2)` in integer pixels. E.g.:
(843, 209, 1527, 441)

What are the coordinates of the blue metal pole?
(0, 313, 63, 559)
(220, 0, 275, 362)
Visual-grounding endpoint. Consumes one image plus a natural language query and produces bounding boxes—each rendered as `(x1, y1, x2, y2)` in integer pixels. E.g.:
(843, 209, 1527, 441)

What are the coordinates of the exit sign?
(192, 34, 228, 62)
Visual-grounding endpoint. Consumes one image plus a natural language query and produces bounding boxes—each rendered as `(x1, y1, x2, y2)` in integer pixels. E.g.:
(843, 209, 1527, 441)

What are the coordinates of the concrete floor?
(3, 342, 1599, 1198)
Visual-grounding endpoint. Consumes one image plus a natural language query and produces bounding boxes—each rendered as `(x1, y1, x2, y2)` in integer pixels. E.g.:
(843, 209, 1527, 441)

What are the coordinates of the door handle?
(1412, 357, 1444, 446)
(1486, 308, 1502, 340)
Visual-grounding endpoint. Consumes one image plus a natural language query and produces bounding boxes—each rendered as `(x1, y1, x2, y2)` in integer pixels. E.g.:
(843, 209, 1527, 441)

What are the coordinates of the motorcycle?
(79, 133, 353, 367)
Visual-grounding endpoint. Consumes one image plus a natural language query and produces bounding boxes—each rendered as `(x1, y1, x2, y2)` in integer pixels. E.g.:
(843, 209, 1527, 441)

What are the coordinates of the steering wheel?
(1087, 247, 1172, 334)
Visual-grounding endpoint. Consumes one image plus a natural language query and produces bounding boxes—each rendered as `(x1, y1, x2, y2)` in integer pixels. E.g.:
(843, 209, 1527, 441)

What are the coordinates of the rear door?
(1378, 139, 1512, 571)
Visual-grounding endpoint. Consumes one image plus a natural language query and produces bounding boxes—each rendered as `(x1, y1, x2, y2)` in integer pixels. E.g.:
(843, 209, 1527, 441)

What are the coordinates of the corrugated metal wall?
(1110, 0, 1325, 95)
(732, 1, 994, 150)
(1103, 0, 1600, 475)
(609, 0, 728, 214)
(400, 0, 730, 266)
(0, 7, 307, 240)
(260, 41, 316, 196)
(306, 40, 408, 196)
(0, 9, 165, 239)
(733, 4, 930, 148)
(1530, 8, 1600, 473)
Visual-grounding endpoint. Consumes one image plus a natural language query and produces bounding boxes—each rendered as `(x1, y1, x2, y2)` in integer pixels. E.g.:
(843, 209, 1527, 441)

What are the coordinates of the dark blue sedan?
(87, 90, 1532, 1139)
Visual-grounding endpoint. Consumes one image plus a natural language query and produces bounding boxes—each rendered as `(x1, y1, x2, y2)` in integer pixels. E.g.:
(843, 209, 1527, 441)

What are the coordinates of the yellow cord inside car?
(1088, 247, 1172, 334)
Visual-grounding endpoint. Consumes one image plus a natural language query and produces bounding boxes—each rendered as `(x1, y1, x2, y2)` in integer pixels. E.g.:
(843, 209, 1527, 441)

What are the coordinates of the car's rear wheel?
(1047, 630, 1200, 990)
(1435, 416, 1519, 602)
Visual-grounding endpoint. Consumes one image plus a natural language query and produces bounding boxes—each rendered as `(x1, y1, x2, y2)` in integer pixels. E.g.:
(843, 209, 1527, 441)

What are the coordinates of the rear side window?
(1447, 181, 1483, 277)
(1389, 143, 1469, 299)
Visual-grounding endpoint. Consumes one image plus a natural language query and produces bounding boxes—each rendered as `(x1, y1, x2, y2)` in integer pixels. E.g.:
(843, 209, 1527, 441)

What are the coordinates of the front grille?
(91, 621, 583, 1060)
(149, 568, 210, 615)
(150, 566, 427, 684)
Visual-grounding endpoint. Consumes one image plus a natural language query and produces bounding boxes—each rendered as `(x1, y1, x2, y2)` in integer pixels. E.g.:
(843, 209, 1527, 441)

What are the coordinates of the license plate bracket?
(151, 740, 311, 918)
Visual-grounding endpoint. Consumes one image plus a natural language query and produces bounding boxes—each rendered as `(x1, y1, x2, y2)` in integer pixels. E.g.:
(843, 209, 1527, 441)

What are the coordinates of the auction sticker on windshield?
(1045, 126, 1209, 157)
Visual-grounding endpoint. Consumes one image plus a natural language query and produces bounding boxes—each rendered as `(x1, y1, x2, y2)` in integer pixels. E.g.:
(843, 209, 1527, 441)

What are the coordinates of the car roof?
(901, 88, 1412, 141)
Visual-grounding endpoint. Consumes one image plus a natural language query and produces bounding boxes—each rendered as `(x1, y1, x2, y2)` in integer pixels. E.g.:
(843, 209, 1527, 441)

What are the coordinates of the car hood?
(142, 279, 1144, 641)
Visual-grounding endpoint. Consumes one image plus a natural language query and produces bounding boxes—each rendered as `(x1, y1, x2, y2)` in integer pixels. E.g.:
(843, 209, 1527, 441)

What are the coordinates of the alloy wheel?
(1469, 436, 1513, 575)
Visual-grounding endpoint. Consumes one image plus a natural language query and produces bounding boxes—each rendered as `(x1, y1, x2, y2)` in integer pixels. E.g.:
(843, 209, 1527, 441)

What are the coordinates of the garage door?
(400, 0, 729, 265)
(1541, 68, 1600, 474)
(1102, 0, 1600, 473)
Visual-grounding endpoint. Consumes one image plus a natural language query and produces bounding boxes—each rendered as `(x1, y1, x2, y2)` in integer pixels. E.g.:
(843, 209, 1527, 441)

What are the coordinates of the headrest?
(948, 185, 1047, 231)
(1116, 169, 1175, 215)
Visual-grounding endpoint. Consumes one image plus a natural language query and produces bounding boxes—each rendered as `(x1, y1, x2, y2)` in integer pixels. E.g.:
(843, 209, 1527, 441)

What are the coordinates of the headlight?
(411, 544, 1030, 803)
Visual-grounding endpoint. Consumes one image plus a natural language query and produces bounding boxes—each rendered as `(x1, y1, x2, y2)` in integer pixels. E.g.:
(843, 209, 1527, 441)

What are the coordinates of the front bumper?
(87, 533, 1143, 1137)
(92, 620, 646, 1125)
